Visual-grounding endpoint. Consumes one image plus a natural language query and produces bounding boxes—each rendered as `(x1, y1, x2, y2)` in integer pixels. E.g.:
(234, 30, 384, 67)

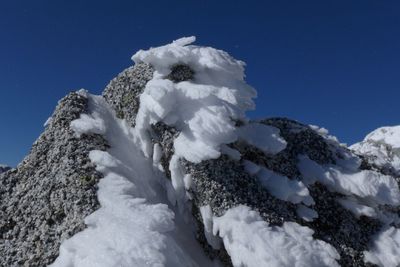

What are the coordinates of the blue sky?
(1, 0, 399, 166)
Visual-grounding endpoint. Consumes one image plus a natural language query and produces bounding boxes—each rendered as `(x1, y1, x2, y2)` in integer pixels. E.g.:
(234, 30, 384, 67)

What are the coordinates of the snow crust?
(55, 93, 215, 267)
(364, 227, 400, 267)
(212, 205, 340, 267)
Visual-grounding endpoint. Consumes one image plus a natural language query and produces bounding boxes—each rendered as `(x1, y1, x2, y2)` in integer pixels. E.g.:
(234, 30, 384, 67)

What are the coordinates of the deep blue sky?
(1, 1, 399, 166)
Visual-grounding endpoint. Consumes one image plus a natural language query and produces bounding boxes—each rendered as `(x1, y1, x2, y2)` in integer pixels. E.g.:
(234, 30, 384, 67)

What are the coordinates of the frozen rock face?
(0, 92, 108, 266)
(0, 165, 11, 174)
(351, 126, 400, 177)
(101, 59, 397, 267)
(2, 38, 400, 267)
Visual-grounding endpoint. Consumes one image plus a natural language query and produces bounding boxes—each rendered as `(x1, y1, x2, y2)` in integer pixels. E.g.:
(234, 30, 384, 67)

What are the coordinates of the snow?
(220, 144, 241, 160)
(364, 227, 400, 267)
(298, 155, 400, 206)
(200, 205, 222, 250)
(212, 205, 340, 267)
(296, 205, 318, 222)
(244, 161, 314, 206)
(53, 37, 400, 267)
(237, 123, 287, 155)
(54, 93, 215, 267)
(336, 197, 377, 219)
(351, 126, 400, 174)
(363, 126, 400, 149)
(132, 36, 257, 163)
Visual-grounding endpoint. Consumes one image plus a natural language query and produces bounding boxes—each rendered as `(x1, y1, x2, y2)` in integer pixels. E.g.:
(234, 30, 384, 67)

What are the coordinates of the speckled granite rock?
(103, 62, 153, 126)
(0, 92, 108, 266)
(103, 63, 394, 267)
(2, 61, 397, 266)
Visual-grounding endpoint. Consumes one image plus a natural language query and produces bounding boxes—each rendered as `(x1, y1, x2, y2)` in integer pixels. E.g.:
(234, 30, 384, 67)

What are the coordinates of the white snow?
(244, 160, 314, 206)
(363, 126, 400, 149)
(296, 205, 318, 222)
(351, 126, 400, 174)
(298, 155, 400, 206)
(364, 227, 400, 267)
(200, 205, 222, 250)
(53, 93, 215, 267)
(132, 36, 257, 164)
(212, 205, 340, 267)
(237, 123, 287, 155)
(336, 197, 377, 219)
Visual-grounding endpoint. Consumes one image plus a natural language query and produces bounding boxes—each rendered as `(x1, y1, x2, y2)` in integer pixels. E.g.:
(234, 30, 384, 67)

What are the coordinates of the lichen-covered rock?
(0, 92, 108, 266)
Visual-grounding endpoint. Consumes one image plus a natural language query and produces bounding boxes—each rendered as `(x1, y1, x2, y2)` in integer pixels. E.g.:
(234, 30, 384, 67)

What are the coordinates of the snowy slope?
(351, 126, 400, 175)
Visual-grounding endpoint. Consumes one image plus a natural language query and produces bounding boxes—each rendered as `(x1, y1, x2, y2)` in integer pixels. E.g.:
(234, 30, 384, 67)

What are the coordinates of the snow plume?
(132, 36, 257, 163)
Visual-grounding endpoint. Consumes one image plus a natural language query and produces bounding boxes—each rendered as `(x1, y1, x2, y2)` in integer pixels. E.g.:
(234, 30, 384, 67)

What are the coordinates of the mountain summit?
(1, 37, 400, 267)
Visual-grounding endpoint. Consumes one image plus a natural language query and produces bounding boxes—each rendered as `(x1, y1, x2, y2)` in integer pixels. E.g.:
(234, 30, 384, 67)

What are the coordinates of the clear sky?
(1, 0, 399, 166)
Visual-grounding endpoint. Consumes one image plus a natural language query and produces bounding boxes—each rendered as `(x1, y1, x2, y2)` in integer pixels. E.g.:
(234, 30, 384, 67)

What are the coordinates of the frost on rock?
(132, 36, 257, 163)
(212, 205, 340, 267)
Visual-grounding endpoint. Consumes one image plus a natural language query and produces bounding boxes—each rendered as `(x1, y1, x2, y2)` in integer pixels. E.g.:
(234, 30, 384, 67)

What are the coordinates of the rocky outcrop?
(0, 92, 108, 266)
(101, 63, 396, 267)
(0, 165, 11, 174)
(2, 47, 399, 266)
(351, 126, 400, 178)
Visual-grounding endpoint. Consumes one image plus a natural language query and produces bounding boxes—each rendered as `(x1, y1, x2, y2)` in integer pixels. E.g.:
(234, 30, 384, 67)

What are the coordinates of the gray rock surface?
(1, 61, 398, 267)
(103, 63, 392, 267)
(0, 92, 108, 266)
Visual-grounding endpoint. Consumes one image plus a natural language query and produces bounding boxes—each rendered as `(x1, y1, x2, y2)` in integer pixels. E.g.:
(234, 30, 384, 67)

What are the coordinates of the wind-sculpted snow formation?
(1, 37, 400, 267)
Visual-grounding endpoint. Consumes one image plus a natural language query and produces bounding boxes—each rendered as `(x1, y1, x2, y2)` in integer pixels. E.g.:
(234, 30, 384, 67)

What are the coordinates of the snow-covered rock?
(351, 126, 400, 176)
(0, 164, 11, 174)
(2, 37, 400, 267)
